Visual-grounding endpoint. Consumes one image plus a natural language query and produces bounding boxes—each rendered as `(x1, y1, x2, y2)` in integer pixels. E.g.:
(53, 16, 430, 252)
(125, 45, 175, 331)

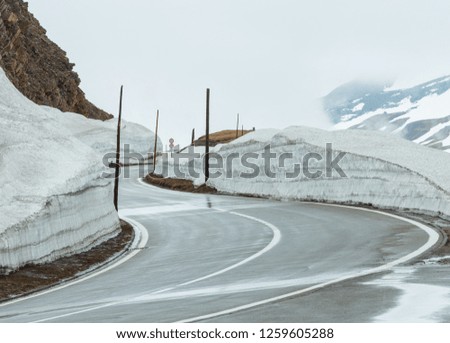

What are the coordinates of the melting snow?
(366, 268, 450, 322)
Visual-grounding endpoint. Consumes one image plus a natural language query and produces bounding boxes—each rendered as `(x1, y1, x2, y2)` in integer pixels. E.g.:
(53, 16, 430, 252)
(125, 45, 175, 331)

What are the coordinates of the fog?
(27, 0, 450, 147)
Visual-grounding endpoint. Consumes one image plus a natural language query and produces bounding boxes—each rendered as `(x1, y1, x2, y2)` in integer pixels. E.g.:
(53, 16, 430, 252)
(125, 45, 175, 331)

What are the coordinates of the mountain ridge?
(323, 75, 450, 151)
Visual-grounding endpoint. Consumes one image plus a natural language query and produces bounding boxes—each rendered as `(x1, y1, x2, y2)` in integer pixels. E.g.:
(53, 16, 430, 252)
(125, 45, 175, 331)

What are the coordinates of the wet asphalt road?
(0, 167, 435, 322)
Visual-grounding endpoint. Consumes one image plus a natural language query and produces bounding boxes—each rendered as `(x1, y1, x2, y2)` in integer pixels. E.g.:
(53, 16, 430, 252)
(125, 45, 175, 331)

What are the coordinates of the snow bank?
(157, 126, 450, 218)
(40, 106, 163, 161)
(0, 68, 156, 273)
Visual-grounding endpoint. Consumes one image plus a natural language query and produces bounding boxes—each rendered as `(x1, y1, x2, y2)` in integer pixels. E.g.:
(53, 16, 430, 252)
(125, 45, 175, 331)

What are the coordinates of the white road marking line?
(177, 206, 440, 323)
(32, 301, 122, 323)
(176, 211, 281, 287)
(32, 210, 281, 322)
(0, 217, 148, 308)
(119, 204, 202, 216)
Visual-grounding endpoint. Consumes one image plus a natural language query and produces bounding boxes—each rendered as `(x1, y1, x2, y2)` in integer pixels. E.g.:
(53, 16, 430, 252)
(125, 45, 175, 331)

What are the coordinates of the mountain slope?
(324, 76, 450, 151)
(0, 0, 111, 120)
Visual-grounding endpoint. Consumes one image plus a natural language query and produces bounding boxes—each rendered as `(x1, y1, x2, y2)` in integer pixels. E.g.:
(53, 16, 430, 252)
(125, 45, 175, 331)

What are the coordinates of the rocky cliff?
(0, 0, 111, 120)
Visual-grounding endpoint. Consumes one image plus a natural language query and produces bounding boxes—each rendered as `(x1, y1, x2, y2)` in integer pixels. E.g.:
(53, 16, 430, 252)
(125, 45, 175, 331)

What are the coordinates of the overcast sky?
(27, 0, 450, 147)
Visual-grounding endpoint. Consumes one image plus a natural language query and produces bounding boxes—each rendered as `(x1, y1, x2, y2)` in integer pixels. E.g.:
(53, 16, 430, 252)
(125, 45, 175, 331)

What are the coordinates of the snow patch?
(333, 97, 413, 130)
(414, 122, 450, 144)
(352, 103, 365, 112)
(340, 114, 356, 122)
(421, 256, 450, 265)
(395, 90, 450, 127)
(366, 268, 450, 322)
(385, 75, 450, 91)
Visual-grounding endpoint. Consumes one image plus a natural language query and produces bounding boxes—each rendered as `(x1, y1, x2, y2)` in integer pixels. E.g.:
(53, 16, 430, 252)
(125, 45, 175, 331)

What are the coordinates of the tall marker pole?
(153, 109, 159, 172)
(191, 128, 195, 145)
(113, 85, 123, 211)
(205, 88, 210, 182)
(236, 113, 239, 138)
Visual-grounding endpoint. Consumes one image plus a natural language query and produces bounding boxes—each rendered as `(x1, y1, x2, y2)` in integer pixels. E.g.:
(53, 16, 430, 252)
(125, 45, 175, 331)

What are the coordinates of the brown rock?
(0, 0, 112, 120)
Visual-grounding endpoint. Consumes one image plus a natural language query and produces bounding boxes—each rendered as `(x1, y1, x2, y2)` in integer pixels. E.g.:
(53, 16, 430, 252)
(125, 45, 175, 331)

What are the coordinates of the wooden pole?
(241, 124, 244, 136)
(236, 113, 239, 138)
(153, 109, 159, 172)
(113, 85, 123, 211)
(205, 88, 210, 182)
(191, 128, 195, 145)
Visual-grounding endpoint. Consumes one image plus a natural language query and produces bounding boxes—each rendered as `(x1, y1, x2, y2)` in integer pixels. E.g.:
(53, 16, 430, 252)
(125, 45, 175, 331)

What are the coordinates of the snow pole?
(205, 89, 210, 182)
(153, 109, 159, 172)
(191, 128, 195, 145)
(236, 113, 239, 138)
(241, 124, 244, 137)
(113, 85, 123, 211)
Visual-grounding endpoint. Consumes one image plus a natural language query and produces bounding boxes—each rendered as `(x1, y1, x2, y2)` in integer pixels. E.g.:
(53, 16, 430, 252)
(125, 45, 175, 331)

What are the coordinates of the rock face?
(0, 0, 111, 120)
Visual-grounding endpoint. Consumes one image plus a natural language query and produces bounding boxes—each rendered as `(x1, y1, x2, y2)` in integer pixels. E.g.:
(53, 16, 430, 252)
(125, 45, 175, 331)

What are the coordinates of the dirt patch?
(193, 129, 252, 146)
(439, 228, 450, 255)
(0, 220, 134, 302)
(144, 173, 217, 194)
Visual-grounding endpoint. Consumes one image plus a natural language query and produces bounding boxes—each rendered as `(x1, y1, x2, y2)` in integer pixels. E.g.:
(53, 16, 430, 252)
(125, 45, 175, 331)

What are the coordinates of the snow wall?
(0, 68, 157, 273)
(156, 127, 450, 219)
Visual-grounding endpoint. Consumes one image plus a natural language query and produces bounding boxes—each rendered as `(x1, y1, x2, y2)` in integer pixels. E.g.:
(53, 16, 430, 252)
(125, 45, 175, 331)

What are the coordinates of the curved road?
(0, 167, 438, 322)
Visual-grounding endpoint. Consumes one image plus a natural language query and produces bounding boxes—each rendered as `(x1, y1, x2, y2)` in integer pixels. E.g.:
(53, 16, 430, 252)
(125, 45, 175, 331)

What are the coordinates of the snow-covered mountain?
(324, 76, 450, 151)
